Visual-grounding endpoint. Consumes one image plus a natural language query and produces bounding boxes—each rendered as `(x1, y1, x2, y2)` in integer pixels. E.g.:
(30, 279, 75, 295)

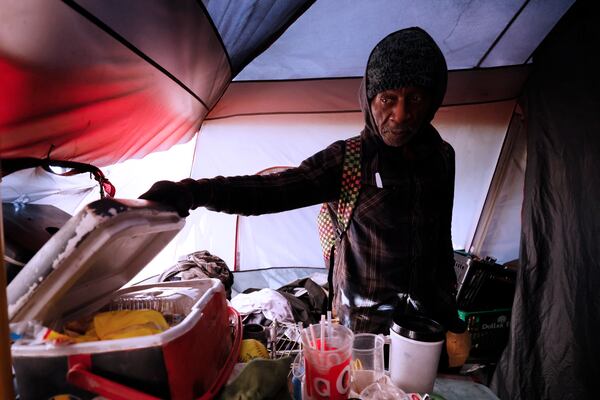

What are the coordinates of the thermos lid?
(390, 314, 445, 342)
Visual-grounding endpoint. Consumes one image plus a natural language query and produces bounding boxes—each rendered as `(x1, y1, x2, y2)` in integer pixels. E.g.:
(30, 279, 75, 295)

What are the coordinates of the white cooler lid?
(7, 198, 184, 325)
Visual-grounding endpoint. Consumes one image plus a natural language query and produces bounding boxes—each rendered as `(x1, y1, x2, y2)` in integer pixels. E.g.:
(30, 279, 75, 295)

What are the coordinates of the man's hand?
(446, 330, 471, 368)
(139, 180, 195, 217)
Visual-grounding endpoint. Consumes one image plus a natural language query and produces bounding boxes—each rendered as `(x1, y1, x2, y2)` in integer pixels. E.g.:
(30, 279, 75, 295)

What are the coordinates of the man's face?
(370, 87, 432, 147)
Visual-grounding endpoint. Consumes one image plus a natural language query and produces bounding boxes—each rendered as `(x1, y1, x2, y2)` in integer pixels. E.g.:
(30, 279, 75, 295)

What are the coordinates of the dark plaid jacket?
(196, 122, 460, 334)
(196, 32, 461, 332)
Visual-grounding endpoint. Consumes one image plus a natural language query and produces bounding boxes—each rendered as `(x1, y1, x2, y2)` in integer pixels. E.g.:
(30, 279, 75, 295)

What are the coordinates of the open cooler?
(7, 198, 242, 400)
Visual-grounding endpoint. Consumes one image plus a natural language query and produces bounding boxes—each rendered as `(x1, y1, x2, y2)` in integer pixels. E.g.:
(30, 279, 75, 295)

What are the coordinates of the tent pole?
(1, 180, 16, 398)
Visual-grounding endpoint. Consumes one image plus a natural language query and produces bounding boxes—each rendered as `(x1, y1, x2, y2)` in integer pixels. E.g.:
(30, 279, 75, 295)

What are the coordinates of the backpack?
(316, 136, 362, 308)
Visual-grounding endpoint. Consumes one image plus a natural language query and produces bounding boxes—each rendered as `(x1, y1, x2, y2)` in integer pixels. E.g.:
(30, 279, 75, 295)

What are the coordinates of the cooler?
(7, 198, 242, 400)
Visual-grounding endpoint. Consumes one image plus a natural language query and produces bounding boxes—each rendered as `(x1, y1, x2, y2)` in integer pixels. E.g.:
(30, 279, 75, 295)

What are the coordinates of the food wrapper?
(92, 309, 169, 340)
(51, 309, 170, 344)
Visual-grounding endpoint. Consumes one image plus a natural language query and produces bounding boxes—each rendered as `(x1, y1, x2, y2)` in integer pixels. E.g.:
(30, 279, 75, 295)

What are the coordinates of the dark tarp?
(492, 2, 600, 399)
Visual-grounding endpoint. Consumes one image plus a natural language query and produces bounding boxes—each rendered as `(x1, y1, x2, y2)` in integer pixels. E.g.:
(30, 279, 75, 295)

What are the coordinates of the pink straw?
(320, 315, 326, 352)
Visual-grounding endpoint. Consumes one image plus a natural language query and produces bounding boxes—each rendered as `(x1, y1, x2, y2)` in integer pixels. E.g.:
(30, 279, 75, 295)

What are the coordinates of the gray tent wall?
(192, 74, 524, 270)
(492, 1, 600, 398)
(470, 106, 527, 261)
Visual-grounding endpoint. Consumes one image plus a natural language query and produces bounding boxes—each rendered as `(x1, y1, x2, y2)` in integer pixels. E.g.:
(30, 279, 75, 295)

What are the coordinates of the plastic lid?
(390, 315, 445, 342)
(7, 198, 184, 325)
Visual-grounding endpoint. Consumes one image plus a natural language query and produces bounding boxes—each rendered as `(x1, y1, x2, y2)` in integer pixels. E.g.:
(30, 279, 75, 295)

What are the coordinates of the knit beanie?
(366, 27, 447, 115)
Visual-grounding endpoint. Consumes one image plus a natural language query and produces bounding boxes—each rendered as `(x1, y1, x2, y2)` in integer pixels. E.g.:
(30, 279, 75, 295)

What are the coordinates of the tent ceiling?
(0, 0, 574, 166)
(236, 0, 574, 80)
(75, 0, 231, 106)
(201, 0, 314, 75)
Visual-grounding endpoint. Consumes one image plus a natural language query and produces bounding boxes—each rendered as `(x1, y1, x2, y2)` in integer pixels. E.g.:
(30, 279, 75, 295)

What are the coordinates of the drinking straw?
(308, 323, 318, 350)
(327, 310, 333, 339)
(297, 322, 306, 358)
(300, 330, 309, 349)
(297, 322, 303, 349)
(302, 329, 310, 350)
(320, 315, 326, 351)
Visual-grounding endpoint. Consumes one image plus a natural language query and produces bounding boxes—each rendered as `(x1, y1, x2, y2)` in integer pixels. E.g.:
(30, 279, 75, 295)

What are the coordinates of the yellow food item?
(92, 309, 169, 340)
(51, 309, 170, 344)
(239, 339, 270, 362)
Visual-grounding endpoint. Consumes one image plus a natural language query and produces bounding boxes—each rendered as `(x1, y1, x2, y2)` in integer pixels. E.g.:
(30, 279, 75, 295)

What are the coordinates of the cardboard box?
(458, 308, 511, 363)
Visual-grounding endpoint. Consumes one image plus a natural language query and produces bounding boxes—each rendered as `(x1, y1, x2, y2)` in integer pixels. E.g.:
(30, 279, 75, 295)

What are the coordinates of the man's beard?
(379, 126, 419, 147)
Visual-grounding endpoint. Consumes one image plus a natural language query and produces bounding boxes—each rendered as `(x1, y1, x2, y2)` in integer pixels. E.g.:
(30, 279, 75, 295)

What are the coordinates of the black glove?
(139, 179, 197, 217)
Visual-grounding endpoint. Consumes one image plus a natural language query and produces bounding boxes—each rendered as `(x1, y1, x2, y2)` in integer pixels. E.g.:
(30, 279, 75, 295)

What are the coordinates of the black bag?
(277, 278, 328, 325)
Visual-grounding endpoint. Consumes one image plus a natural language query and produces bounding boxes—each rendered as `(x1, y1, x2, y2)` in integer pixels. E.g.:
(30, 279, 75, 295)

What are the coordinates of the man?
(141, 27, 464, 336)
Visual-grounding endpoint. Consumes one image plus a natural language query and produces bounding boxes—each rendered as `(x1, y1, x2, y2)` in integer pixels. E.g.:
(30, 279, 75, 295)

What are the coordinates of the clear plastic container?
(360, 380, 408, 400)
(102, 285, 203, 326)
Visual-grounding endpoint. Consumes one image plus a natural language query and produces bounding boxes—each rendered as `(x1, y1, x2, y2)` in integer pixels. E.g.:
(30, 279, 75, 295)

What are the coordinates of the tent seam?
(205, 97, 521, 121)
(62, 0, 210, 111)
(205, 110, 362, 121)
(194, 0, 233, 73)
(233, 0, 317, 78)
(202, 1, 317, 122)
(233, 64, 531, 83)
(476, 0, 531, 67)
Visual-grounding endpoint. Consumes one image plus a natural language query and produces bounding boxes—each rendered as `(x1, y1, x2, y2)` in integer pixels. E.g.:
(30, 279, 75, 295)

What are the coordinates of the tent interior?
(1, 0, 556, 274)
(1, 1, 598, 399)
